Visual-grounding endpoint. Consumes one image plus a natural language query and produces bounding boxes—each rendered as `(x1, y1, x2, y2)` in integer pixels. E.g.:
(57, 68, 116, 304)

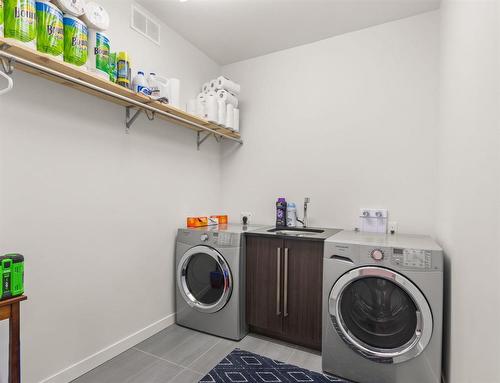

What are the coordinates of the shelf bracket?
(125, 107, 142, 134)
(0, 45, 14, 75)
(197, 131, 213, 150)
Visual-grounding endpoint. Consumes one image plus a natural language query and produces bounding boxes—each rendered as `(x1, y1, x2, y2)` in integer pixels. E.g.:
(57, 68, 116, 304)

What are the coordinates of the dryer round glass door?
(329, 266, 433, 364)
(177, 245, 233, 313)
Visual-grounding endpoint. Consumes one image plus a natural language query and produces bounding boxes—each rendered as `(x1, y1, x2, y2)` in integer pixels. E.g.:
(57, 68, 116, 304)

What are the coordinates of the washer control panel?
(392, 248, 432, 269)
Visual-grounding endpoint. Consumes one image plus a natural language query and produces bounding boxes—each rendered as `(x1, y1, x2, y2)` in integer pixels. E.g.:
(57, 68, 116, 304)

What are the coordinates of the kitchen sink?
(267, 227, 325, 237)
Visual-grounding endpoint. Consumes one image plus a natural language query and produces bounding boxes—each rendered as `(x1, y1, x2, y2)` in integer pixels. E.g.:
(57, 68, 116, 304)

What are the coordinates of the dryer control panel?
(392, 248, 432, 269)
(361, 246, 435, 270)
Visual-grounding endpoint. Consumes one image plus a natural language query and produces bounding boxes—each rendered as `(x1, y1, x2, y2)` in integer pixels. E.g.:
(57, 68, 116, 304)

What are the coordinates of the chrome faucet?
(303, 197, 310, 227)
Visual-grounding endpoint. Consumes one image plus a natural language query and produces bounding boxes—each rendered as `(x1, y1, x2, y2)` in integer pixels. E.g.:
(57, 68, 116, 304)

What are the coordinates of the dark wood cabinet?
(246, 236, 283, 335)
(246, 235, 324, 350)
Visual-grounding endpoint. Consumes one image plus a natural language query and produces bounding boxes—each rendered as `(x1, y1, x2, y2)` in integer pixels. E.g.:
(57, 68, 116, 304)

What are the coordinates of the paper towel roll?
(187, 99, 196, 115)
(226, 104, 234, 130)
(217, 89, 238, 108)
(216, 76, 240, 95)
(233, 108, 240, 132)
(206, 93, 218, 123)
(202, 82, 210, 93)
(87, 29, 110, 79)
(81, 2, 110, 31)
(167, 78, 180, 108)
(196, 93, 206, 117)
(218, 100, 226, 126)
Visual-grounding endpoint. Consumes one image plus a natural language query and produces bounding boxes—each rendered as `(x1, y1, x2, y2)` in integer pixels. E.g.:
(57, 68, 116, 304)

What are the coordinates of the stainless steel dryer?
(322, 230, 443, 383)
(175, 224, 258, 340)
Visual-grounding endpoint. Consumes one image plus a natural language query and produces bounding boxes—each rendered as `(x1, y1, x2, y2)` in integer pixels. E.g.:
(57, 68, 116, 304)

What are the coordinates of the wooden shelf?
(0, 37, 242, 144)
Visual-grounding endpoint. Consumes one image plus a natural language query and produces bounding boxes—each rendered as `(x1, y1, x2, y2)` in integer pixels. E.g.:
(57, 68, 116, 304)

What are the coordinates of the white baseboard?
(38, 313, 176, 383)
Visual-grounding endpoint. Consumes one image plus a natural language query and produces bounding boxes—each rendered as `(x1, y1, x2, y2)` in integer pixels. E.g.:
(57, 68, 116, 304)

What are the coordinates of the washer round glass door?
(329, 267, 433, 363)
(177, 245, 232, 313)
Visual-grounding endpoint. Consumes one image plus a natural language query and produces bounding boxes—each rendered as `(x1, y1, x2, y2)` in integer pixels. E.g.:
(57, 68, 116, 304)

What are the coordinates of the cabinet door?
(246, 236, 284, 335)
(283, 239, 324, 350)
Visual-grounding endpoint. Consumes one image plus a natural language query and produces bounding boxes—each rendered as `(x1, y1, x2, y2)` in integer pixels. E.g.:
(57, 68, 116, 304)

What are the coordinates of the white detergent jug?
(154, 75, 169, 101)
(154, 76, 180, 108)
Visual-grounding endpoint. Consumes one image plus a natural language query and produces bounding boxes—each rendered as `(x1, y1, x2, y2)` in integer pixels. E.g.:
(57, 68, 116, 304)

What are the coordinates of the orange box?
(187, 216, 208, 228)
(187, 215, 229, 228)
(211, 215, 228, 224)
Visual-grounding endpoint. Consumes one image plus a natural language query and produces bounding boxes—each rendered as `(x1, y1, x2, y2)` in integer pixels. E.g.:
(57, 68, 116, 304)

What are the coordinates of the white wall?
(221, 12, 440, 234)
(0, 1, 222, 382)
(436, 1, 500, 382)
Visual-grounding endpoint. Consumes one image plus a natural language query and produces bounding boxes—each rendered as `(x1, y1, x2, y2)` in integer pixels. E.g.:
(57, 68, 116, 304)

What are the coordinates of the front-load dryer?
(175, 224, 257, 340)
(322, 230, 443, 383)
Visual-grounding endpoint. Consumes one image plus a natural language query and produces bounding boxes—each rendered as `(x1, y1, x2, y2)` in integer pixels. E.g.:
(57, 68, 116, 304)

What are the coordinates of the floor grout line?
(186, 338, 224, 370)
(132, 347, 190, 369)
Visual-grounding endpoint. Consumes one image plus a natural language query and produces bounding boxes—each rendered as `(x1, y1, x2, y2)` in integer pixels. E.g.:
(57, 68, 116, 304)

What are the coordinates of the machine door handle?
(284, 247, 289, 317)
(276, 247, 281, 316)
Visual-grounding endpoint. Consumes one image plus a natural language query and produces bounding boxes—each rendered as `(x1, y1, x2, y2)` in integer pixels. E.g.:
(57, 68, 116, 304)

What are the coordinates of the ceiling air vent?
(131, 4, 161, 45)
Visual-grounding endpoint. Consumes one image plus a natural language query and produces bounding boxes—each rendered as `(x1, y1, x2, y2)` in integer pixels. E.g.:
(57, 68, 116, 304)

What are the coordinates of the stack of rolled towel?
(186, 76, 241, 133)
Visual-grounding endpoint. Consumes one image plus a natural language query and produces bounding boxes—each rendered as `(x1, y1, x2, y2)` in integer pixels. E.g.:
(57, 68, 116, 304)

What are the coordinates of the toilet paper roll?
(217, 100, 226, 126)
(81, 2, 110, 31)
(196, 93, 206, 117)
(206, 90, 217, 98)
(54, 0, 86, 17)
(217, 89, 238, 108)
(226, 104, 234, 130)
(209, 79, 218, 91)
(167, 78, 180, 108)
(233, 108, 240, 132)
(202, 82, 210, 93)
(187, 99, 196, 115)
(216, 76, 240, 95)
(206, 93, 218, 123)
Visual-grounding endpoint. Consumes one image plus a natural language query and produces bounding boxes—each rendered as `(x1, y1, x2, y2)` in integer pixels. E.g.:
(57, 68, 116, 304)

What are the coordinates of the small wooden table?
(0, 296, 27, 383)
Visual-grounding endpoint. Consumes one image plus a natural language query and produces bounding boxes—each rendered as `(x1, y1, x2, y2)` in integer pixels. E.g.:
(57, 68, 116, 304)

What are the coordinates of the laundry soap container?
(276, 198, 287, 227)
(286, 202, 298, 227)
(0, 254, 24, 300)
(9, 254, 24, 297)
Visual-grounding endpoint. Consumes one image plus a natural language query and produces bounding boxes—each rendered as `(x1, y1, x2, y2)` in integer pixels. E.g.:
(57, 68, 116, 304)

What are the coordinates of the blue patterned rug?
(199, 348, 350, 382)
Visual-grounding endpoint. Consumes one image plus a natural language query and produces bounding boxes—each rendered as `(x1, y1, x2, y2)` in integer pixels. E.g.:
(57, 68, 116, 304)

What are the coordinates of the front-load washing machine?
(175, 224, 258, 340)
(322, 230, 443, 383)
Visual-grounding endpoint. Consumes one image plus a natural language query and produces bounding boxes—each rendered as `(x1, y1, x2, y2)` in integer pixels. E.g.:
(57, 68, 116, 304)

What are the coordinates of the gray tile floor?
(73, 324, 322, 383)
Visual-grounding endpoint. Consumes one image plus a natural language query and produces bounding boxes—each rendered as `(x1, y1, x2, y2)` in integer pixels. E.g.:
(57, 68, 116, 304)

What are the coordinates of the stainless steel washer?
(322, 231, 444, 383)
(175, 225, 259, 340)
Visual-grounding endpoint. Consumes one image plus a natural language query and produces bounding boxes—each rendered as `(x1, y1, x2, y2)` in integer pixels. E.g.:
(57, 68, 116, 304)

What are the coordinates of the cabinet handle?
(284, 247, 289, 317)
(276, 247, 281, 316)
